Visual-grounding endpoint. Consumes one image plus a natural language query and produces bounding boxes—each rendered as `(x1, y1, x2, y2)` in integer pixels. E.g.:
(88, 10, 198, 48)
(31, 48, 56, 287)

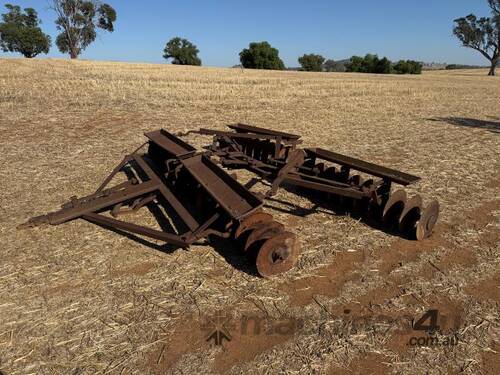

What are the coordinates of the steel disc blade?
(244, 141, 255, 157)
(312, 162, 325, 176)
(416, 200, 440, 241)
(260, 141, 270, 162)
(255, 232, 300, 278)
(382, 189, 407, 228)
(338, 166, 350, 182)
(349, 175, 363, 187)
(319, 167, 337, 202)
(244, 222, 285, 251)
(398, 195, 423, 235)
(234, 212, 274, 239)
(239, 221, 268, 240)
(320, 166, 336, 180)
(252, 142, 263, 160)
(361, 179, 374, 191)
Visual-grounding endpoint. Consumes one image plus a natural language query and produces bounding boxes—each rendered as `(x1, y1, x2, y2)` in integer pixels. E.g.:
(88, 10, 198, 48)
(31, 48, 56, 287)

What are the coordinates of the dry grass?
(0, 58, 499, 374)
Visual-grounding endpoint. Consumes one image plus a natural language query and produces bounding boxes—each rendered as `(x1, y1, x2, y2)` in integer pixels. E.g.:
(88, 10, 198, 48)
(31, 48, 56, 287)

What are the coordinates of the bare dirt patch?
(466, 273, 500, 303)
(328, 352, 390, 374)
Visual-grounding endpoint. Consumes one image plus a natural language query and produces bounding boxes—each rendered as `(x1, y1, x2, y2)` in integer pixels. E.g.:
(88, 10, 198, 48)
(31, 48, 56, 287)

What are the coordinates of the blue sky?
(0, 0, 495, 66)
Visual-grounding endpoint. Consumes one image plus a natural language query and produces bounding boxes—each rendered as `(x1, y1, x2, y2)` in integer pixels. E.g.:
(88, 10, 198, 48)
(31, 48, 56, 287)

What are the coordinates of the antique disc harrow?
(20, 123, 440, 280)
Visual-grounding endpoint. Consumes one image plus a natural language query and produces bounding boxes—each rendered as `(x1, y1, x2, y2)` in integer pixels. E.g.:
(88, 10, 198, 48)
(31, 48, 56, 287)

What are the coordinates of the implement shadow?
(258, 179, 401, 239)
(428, 117, 500, 134)
(87, 219, 184, 254)
(84, 163, 187, 255)
(208, 236, 261, 277)
(87, 213, 261, 277)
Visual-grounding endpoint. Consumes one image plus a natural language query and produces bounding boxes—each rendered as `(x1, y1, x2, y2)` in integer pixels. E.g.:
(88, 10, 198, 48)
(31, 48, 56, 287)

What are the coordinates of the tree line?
(166, 43, 423, 75)
(1, 0, 499, 75)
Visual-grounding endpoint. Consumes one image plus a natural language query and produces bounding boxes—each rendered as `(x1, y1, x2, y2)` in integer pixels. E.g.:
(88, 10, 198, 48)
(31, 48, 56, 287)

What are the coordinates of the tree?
(345, 55, 364, 72)
(323, 59, 335, 72)
(345, 54, 392, 73)
(393, 60, 422, 74)
(323, 59, 345, 72)
(163, 37, 201, 65)
(453, 0, 499, 76)
(298, 53, 325, 71)
(373, 56, 391, 73)
(50, 0, 116, 59)
(0, 4, 50, 58)
(362, 53, 378, 72)
(393, 60, 410, 74)
(239, 41, 285, 70)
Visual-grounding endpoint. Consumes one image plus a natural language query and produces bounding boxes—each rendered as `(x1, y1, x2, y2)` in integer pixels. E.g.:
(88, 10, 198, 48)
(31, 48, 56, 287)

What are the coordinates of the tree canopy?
(0, 4, 51, 58)
(163, 37, 202, 66)
(393, 60, 423, 74)
(51, 0, 116, 59)
(453, 0, 499, 75)
(345, 54, 392, 74)
(239, 41, 285, 70)
(323, 59, 345, 72)
(298, 53, 325, 71)
(344, 54, 421, 74)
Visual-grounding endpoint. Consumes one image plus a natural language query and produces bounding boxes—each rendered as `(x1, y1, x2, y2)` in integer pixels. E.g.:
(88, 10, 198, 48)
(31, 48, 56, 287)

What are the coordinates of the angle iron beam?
(145, 129, 197, 157)
(305, 148, 420, 186)
(228, 123, 301, 140)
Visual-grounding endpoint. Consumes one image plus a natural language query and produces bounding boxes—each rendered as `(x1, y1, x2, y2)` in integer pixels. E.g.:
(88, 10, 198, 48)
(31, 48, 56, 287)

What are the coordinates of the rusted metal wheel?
(234, 212, 274, 239)
(398, 195, 422, 236)
(382, 189, 407, 229)
(416, 200, 439, 241)
(244, 221, 284, 251)
(255, 231, 300, 277)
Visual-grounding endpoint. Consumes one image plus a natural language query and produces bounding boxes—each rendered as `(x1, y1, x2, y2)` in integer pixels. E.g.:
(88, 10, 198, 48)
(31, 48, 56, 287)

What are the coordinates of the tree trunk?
(488, 59, 497, 76)
(70, 47, 79, 59)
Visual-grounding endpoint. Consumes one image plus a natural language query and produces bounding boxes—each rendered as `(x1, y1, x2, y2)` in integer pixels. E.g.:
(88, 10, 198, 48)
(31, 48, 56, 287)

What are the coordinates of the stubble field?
(0, 58, 499, 374)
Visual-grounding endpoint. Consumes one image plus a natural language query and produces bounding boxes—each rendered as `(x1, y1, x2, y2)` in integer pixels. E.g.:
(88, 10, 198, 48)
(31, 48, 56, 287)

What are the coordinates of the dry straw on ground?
(0, 59, 499, 374)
